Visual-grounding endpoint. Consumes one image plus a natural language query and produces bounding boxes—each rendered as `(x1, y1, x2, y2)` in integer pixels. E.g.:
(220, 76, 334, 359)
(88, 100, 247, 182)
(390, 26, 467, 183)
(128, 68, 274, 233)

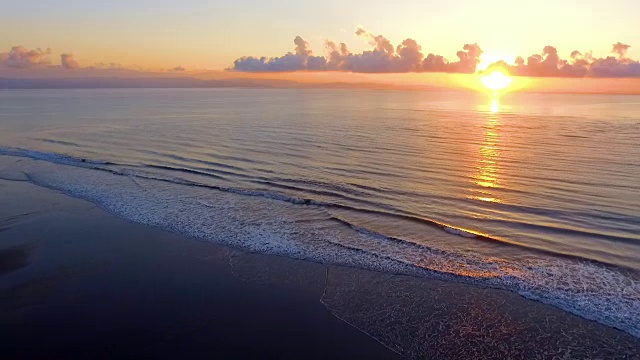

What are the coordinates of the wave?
(145, 164, 228, 180)
(1, 148, 639, 338)
(0, 147, 506, 243)
(2, 146, 637, 262)
(0, 147, 116, 166)
(37, 138, 83, 147)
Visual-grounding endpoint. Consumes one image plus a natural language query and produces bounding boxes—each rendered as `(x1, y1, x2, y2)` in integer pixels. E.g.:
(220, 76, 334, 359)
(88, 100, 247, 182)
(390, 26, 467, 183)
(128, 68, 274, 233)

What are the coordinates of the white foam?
(443, 226, 478, 238)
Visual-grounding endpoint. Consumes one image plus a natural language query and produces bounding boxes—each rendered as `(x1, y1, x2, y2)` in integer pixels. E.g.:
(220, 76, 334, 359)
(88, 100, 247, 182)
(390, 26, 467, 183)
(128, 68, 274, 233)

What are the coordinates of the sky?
(2, 0, 640, 71)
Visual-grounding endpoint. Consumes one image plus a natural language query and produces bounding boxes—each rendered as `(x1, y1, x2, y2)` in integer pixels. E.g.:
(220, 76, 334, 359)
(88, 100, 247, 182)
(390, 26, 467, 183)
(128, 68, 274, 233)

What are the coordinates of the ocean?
(0, 88, 639, 337)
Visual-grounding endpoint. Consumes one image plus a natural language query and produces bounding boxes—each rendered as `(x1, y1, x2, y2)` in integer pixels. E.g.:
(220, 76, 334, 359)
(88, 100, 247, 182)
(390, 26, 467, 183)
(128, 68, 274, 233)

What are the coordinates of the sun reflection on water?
(469, 97, 502, 203)
(490, 98, 499, 113)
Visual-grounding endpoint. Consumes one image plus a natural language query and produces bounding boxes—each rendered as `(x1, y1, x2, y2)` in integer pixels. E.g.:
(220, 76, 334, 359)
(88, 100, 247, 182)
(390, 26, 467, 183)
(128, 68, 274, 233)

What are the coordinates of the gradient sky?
(2, 0, 640, 70)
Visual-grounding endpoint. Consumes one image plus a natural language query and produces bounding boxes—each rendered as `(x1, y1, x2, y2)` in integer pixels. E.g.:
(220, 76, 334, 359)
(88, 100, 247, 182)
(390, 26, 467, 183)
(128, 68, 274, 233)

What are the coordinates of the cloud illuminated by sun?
(481, 71, 512, 91)
(477, 53, 516, 72)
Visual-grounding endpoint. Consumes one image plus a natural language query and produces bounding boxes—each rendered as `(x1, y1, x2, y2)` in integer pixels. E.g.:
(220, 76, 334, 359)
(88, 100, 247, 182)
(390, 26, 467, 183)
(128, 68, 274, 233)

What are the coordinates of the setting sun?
(481, 71, 512, 91)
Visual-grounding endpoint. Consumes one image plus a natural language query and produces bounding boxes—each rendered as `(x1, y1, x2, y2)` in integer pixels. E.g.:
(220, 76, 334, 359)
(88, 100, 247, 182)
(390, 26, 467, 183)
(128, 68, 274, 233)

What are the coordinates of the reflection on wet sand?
(229, 253, 640, 360)
(318, 267, 640, 360)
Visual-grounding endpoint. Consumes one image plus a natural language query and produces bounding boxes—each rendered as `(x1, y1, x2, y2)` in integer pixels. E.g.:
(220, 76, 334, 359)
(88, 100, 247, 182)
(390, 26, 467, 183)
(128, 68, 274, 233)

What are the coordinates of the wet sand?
(0, 179, 401, 359)
(1, 179, 639, 359)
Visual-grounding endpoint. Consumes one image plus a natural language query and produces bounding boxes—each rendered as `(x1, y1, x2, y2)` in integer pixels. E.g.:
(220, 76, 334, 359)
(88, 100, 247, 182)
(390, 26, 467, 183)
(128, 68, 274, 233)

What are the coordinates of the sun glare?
(477, 53, 516, 72)
(490, 99, 499, 113)
(481, 71, 512, 91)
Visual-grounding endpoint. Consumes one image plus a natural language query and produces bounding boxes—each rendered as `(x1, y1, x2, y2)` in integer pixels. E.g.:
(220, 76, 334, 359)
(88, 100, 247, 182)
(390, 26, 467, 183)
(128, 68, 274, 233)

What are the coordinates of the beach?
(0, 179, 401, 359)
(3, 0, 640, 356)
(3, 1, 640, 357)
(2, 177, 639, 359)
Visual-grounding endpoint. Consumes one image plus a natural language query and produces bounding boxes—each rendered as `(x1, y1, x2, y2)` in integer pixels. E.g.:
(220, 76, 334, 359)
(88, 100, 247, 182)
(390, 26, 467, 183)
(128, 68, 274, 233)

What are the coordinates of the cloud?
(1, 46, 81, 70)
(294, 35, 313, 57)
(1, 46, 51, 68)
(612, 42, 631, 58)
(590, 56, 640, 78)
(232, 36, 327, 72)
(230, 29, 640, 78)
(60, 53, 80, 69)
(396, 39, 424, 72)
(230, 27, 482, 74)
(421, 43, 483, 73)
(325, 40, 350, 70)
(483, 42, 640, 78)
(355, 26, 395, 55)
(4, 37, 639, 79)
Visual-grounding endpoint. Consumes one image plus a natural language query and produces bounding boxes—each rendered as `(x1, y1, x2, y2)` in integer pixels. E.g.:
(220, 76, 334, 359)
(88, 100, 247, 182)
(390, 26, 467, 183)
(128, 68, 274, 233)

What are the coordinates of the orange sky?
(2, 64, 640, 94)
(2, 0, 640, 70)
(197, 71, 640, 95)
(3, 1, 640, 94)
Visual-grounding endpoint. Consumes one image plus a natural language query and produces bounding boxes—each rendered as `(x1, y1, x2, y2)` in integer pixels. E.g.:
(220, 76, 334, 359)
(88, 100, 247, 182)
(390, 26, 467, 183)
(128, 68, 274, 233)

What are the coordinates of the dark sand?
(1, 178, 639, 359)
(0, 179, 400, 359)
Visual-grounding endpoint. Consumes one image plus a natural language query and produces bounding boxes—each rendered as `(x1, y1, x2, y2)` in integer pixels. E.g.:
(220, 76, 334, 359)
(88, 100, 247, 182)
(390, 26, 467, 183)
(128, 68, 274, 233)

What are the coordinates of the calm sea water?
(1, 88, 639, 336)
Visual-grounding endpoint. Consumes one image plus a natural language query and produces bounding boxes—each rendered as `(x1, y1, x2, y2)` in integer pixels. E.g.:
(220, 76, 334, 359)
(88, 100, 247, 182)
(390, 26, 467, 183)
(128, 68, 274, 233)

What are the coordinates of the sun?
(481, 71, 512, 91)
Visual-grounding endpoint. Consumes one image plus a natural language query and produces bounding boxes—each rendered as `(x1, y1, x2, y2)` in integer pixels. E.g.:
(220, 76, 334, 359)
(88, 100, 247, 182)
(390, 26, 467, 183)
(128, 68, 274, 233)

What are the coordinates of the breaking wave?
(0, 148, 639, 338)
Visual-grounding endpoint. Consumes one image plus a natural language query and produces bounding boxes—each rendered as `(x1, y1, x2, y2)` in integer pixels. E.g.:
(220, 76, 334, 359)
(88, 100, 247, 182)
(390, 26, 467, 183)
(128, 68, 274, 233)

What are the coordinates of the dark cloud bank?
(231, 28, 640, 78)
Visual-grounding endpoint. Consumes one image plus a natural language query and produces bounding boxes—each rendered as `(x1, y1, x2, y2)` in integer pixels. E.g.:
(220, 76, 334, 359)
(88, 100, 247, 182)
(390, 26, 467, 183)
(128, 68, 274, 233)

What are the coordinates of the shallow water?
(0, 88, 639, 337)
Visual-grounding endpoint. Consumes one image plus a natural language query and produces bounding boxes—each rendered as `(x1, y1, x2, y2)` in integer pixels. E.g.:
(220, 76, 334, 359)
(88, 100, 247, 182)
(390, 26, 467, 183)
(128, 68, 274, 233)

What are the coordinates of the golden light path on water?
(469, 100, 501, 204)
(469, 70, 511, 204)
(490, 98, 499, 113)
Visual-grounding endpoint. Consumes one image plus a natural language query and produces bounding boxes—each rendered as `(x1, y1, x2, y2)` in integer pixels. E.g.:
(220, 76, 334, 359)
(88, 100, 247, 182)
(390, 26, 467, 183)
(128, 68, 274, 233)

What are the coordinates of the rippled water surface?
(1, 88, 639, 336)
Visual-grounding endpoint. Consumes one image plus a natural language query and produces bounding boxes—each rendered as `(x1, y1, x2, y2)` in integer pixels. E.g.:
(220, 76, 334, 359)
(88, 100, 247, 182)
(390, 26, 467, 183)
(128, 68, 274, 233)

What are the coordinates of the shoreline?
(1, 178, 640, 358)
(1, 151, 639, 340)
(0, 179, 401, 359)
